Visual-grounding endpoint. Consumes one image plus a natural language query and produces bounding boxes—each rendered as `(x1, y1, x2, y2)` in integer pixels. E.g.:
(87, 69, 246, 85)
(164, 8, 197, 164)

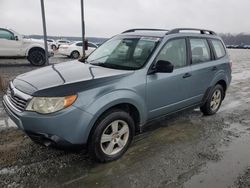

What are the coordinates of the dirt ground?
(0, 50, 250, 188)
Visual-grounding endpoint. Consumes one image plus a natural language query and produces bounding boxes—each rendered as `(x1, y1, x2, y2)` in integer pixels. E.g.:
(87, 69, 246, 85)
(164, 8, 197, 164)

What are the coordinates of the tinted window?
(59, 40, 69, 43)
(190, 38, 211, 64)
(47, 39, 52, 42)
(76, 42, 82, 46)
(0, 29, 14, 40)
(211, 39, 226, 58)
(88, 43, 97, 48)
(156, 38, 187, 68)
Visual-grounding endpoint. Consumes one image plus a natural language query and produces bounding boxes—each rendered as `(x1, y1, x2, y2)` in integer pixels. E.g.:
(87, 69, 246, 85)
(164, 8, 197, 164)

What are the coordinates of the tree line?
(220, 33, 250, 45)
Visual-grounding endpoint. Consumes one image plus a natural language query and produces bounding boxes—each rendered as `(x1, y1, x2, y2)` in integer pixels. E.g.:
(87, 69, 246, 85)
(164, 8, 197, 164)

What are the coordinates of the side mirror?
(14, 36, 18, 41)
(154, 60, 174, 73)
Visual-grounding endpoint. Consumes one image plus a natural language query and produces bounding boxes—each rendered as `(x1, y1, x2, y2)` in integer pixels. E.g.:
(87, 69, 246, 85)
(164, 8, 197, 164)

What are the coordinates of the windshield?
(86, 36, 160, 70)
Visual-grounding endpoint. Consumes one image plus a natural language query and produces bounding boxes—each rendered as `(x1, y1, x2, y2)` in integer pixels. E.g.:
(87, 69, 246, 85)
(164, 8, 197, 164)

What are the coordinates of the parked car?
(243, 45, 250, 49)
(47, 39, 57, 50)
(56, 39, 71, 49)
(0, 28, 53, 66)
(58, 41, 98, 59)
(3, 28, 232, 162)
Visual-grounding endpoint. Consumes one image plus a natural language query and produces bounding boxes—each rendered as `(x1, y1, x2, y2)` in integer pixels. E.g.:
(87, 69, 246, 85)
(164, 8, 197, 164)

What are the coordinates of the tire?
(200, 84, 224, 115)
(88, 109, 135, 162)
(71, 51, 80, 59)
(27, 49, 46, 66)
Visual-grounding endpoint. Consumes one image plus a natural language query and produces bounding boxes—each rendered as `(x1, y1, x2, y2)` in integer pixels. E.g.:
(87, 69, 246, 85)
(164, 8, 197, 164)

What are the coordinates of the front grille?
(6, 86, 28, 112)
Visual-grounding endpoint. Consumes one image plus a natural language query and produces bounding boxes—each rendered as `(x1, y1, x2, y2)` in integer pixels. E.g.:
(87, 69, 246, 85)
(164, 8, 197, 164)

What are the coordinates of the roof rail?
(122, 28, 169, 34)
(167, 28, 216, 35)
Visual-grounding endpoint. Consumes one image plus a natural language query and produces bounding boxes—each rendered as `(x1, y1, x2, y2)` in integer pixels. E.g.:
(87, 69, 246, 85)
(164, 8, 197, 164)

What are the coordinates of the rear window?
(211, 39, 226, 59)
(190, 38, 211, 64)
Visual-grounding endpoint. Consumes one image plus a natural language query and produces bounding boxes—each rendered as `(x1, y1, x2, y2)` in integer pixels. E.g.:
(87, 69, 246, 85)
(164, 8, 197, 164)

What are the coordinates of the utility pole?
(80, 0, 86, 59)
(40, 0, 49, 65)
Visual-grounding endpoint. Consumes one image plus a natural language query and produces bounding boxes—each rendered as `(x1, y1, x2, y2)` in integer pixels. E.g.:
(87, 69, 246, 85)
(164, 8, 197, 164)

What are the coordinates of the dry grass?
(0, 75, 8, 92)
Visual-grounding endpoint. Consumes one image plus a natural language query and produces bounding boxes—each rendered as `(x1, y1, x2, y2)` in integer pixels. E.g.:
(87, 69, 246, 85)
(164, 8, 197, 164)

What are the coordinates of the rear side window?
(211, 39, 226, 59)
(190, 38, 211, 64)
(88, 43, 97, 48)
(76, 42, 82, 46)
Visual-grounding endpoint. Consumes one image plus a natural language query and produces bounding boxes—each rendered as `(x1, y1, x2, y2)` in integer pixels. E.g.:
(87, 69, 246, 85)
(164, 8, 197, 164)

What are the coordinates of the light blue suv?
(3, 28, 232, 162)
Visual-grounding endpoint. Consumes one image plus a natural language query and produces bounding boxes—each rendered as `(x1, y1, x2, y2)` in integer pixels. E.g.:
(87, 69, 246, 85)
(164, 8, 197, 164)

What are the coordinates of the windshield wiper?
(90, 62, 109, 68)
(91, 62, 136, 70)
(78, 56, 88, 63)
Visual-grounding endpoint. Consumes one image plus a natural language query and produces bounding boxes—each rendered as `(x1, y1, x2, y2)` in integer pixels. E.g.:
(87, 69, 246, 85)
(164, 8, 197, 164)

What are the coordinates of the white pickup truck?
(0, 28, 53, 66)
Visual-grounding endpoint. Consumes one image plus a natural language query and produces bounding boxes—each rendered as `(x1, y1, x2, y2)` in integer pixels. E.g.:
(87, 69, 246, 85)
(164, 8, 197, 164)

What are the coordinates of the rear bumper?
(2, 94, 94, 146)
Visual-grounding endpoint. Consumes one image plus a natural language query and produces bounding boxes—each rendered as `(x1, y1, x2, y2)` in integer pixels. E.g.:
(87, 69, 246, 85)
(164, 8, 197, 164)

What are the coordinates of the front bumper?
(58, 49, 71, 56)
(48, 50, 54, 57)
(2, 94, 94, 146)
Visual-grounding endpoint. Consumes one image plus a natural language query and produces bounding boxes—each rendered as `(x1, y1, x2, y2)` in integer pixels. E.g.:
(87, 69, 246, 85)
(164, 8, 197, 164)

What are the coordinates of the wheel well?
(216, 80, 227, 92)
(109, 103, 141, 131)
(87, 103, 141, 144)
(71, 50, 80, 55)
(216, 80, 227, 99)
(28, 47, 45, 56)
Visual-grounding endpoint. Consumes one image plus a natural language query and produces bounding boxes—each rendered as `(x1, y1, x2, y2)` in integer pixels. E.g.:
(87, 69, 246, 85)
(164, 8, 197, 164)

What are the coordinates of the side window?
(76, 42, 82, 46)
(190, 38, 211, 64)
(211, 39, 226, 59)
(156, 38, 187, 69)
(88, 43, 97, 48)
(0, 29, 14, 40)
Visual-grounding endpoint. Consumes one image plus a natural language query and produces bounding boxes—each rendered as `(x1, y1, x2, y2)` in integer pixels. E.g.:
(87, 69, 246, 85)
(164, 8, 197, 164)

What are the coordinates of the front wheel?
(200, 85, 224, 115)
(71, 51, 80, 59)
(88, 109, 135, 162)
(27, 49, 46, 66)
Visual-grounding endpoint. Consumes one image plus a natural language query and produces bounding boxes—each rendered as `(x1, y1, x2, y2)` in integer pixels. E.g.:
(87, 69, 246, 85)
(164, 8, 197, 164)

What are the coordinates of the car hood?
(13, 61, 134, 96)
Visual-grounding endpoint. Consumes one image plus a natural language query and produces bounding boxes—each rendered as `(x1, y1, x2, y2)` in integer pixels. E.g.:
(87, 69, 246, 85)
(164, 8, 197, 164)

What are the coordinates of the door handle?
(183, 73, 192, 78)
(212, 66, 218, 71)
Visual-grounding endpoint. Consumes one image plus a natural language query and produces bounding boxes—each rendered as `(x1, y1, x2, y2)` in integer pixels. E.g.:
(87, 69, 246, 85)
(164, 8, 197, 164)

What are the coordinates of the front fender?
(76, 89, 147, 138)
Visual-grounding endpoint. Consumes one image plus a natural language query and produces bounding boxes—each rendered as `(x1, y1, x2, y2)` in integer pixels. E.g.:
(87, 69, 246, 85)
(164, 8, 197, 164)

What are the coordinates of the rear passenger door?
(188, 37, 217, 102)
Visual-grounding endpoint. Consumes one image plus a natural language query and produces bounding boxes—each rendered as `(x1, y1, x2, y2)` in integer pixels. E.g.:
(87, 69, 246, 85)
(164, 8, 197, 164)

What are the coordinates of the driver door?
(146, 38, 194, 119)
(0, 29, 22, 56)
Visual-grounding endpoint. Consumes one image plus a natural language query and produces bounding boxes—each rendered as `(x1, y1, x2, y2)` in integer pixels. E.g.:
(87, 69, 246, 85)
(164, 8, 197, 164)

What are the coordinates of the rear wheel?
(71, 51, 80, 59)
(200, 85, 224, 115)
(88, 109, 135, 162)
(28, 49, 46, 66)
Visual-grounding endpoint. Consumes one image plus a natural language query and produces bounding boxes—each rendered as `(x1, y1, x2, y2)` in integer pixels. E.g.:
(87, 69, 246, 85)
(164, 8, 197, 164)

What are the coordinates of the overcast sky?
(0, 0, 249, 37)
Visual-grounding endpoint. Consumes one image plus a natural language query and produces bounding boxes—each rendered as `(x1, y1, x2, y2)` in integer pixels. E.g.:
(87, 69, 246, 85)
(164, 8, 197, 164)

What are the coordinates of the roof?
(119, 28, 218, 38)
(120, 31, 167, 38)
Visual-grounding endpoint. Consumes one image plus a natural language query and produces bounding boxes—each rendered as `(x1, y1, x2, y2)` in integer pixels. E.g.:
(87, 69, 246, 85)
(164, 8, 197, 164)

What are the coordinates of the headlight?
(26, 95, 77, 114)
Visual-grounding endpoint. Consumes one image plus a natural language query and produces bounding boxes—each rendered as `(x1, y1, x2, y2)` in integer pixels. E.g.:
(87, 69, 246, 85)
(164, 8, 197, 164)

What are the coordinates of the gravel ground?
(0, 50, 250, 188)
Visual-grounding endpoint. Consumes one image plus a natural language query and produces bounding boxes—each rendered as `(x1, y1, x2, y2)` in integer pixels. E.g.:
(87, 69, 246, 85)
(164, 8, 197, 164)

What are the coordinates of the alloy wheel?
(100, 120, 129, 156)
(210, 89, 222, 111)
